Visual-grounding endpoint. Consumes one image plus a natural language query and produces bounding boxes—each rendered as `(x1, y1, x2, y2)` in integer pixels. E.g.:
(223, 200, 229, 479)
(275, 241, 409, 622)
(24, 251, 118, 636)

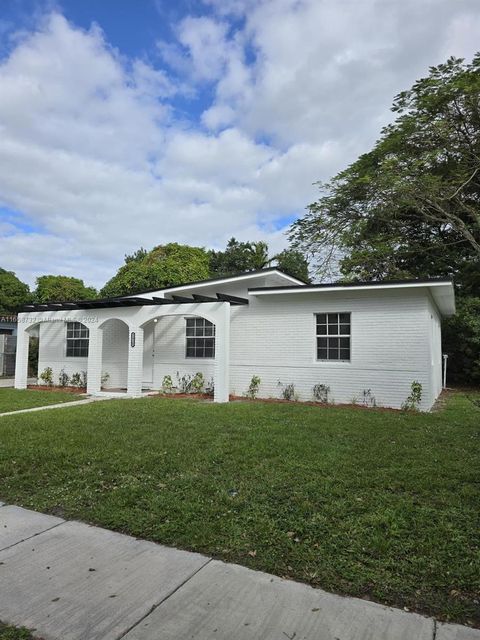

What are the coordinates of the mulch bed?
(148, 392, 213, 400)
(27, 385, 87, 394)
(147, 391, 401, 412)
(229, 395, 404, 413)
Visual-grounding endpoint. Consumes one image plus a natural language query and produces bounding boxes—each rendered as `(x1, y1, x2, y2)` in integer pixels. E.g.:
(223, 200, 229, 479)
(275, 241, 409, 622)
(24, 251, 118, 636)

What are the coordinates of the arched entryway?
(99, 318, 129, 390)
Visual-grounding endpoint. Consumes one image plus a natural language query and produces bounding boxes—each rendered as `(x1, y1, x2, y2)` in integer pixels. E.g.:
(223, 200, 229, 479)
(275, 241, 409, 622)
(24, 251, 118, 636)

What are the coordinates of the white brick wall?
(147, 315, 215, 390)
(229, 288, 436, 410)
(38, 321, 88, 383)
(38, 319, 128, 389)
(427, 294, 443, 405)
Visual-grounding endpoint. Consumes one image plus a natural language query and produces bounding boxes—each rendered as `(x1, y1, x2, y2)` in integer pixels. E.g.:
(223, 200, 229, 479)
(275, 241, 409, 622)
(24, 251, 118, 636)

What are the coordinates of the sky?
(0, 0, 479, 289)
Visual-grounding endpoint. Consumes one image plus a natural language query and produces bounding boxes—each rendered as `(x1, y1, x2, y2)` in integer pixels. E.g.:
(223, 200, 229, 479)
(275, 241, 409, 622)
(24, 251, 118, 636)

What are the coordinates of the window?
(66, 322, 89, 357)
(316, 313, 350, 361)
(185, 317, 215, 358)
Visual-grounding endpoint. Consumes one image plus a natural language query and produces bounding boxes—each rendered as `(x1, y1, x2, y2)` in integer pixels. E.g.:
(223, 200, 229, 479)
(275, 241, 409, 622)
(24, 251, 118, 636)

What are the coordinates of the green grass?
(0, 388, 82, 413)
(0, 392, 479, 625)
(0, 623, 37, 640)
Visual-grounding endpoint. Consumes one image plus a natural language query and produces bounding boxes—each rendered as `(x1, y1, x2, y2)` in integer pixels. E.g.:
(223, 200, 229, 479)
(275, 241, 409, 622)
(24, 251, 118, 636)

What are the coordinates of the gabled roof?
(249, 278, 456, 316)
(122, 268, 307, 298)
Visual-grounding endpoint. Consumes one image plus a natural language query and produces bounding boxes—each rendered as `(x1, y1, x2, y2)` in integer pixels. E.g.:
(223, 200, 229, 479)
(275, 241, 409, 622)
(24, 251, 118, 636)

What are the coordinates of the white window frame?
(185, 317, 215, 359)
(65, 321, 89, 358)
(315, 312, 351, 362)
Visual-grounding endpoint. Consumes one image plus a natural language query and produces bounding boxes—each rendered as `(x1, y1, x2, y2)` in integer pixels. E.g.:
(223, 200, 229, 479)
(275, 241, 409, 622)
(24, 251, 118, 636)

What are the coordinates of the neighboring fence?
(0, 334, 17, 376)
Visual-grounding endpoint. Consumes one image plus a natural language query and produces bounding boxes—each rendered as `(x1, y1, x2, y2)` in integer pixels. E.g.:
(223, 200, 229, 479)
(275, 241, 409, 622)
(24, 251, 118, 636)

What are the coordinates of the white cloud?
(0, 3, 479, 288)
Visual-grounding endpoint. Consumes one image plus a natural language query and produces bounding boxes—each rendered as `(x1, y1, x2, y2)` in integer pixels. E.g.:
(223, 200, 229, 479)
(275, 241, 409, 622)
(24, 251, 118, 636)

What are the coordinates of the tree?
(34, 275, 97, 303)
(209, 238, 270, 277)
(0, 268, 31, 313)
(443, 296, 480, 384)
(290, 54, 480, 383)
(275, 249, 310, 282)
(290, 55, 480, 294)
(101, 243, 211, 297)
(209, 237, 310, 282)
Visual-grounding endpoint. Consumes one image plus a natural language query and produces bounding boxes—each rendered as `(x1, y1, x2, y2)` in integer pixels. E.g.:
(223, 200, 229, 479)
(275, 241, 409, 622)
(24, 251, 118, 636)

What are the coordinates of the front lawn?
(0, 388, 82, 413)
(0, 392, 478, 625)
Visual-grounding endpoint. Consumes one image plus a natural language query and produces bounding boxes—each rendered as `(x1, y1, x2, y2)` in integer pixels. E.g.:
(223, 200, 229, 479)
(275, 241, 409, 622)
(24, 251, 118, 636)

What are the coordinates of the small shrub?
(80, 371, 88, 388)
(191, 372, 205, 394)
(362, 388, 377, 408)
(205, 377, 215, 397)
(245, 375, 261, 399)
(176, 372, 194, 394)
(162, 375, 174, 394)
(101, 372, 110, 387)
(402, 381, 423, 411)
(39, 367, 53, 386)
(70, 372, 82, 387)
(313, 383, 330, 403)
(278, 381, 297, 401)
(58, 368, 70, 387)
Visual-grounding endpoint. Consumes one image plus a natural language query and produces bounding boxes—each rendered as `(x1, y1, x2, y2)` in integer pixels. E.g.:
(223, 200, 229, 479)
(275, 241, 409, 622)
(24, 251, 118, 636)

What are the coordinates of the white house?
(14, 268, 455, 410)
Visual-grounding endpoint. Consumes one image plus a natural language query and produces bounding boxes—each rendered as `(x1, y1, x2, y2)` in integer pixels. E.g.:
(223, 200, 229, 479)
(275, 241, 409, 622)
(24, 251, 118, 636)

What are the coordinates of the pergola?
(15, 292, 248, 403)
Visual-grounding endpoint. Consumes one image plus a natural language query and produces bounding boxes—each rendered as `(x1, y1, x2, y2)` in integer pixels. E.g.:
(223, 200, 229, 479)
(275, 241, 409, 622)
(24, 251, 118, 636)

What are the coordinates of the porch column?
(14, 321, 29, 389)
(214, 302, 230, 403)
(127, 326, 144, 395)
(87, 326, 103, 395)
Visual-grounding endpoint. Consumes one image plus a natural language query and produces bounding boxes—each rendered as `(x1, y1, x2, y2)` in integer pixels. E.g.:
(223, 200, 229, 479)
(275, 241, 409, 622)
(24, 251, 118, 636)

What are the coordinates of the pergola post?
(127, 326, 144, 395)
(87, 327, 103, 395)
(214, 302, 230, 403)
(14, 320, 29, 389)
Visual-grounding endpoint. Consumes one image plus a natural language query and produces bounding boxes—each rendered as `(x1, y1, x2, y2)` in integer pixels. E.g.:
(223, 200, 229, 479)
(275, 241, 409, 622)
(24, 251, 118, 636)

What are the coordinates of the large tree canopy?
(34, 275, 97, 303)
(0, 268, 31, 314)
(101, 243, 211, 297)
(209, 237, 310, 282)
(290, 54, 480, 295)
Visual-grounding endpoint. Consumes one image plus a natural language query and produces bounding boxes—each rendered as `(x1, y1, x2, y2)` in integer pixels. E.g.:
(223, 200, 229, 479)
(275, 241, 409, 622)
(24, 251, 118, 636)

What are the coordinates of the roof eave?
(249, 280, 456, 317)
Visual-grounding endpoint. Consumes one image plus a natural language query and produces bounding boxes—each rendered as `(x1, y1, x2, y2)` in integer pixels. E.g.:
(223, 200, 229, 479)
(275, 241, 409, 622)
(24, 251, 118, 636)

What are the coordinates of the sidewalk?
(0, 503, 477, 640)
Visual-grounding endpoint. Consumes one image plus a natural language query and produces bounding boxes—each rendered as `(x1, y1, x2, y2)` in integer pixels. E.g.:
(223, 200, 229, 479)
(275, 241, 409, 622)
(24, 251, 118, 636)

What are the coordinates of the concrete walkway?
(0, 396, 108, 417)
(0, 503, 478, 640)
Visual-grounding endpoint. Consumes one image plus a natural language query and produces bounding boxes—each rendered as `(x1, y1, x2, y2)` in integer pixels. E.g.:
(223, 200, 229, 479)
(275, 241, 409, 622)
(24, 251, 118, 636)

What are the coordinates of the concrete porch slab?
(0, 505, 63, 551)
(437, 623, 480, 639)
(0, 378, 37, 388)
(0, 519, 209, 640)
(122, 560, 434, 640)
